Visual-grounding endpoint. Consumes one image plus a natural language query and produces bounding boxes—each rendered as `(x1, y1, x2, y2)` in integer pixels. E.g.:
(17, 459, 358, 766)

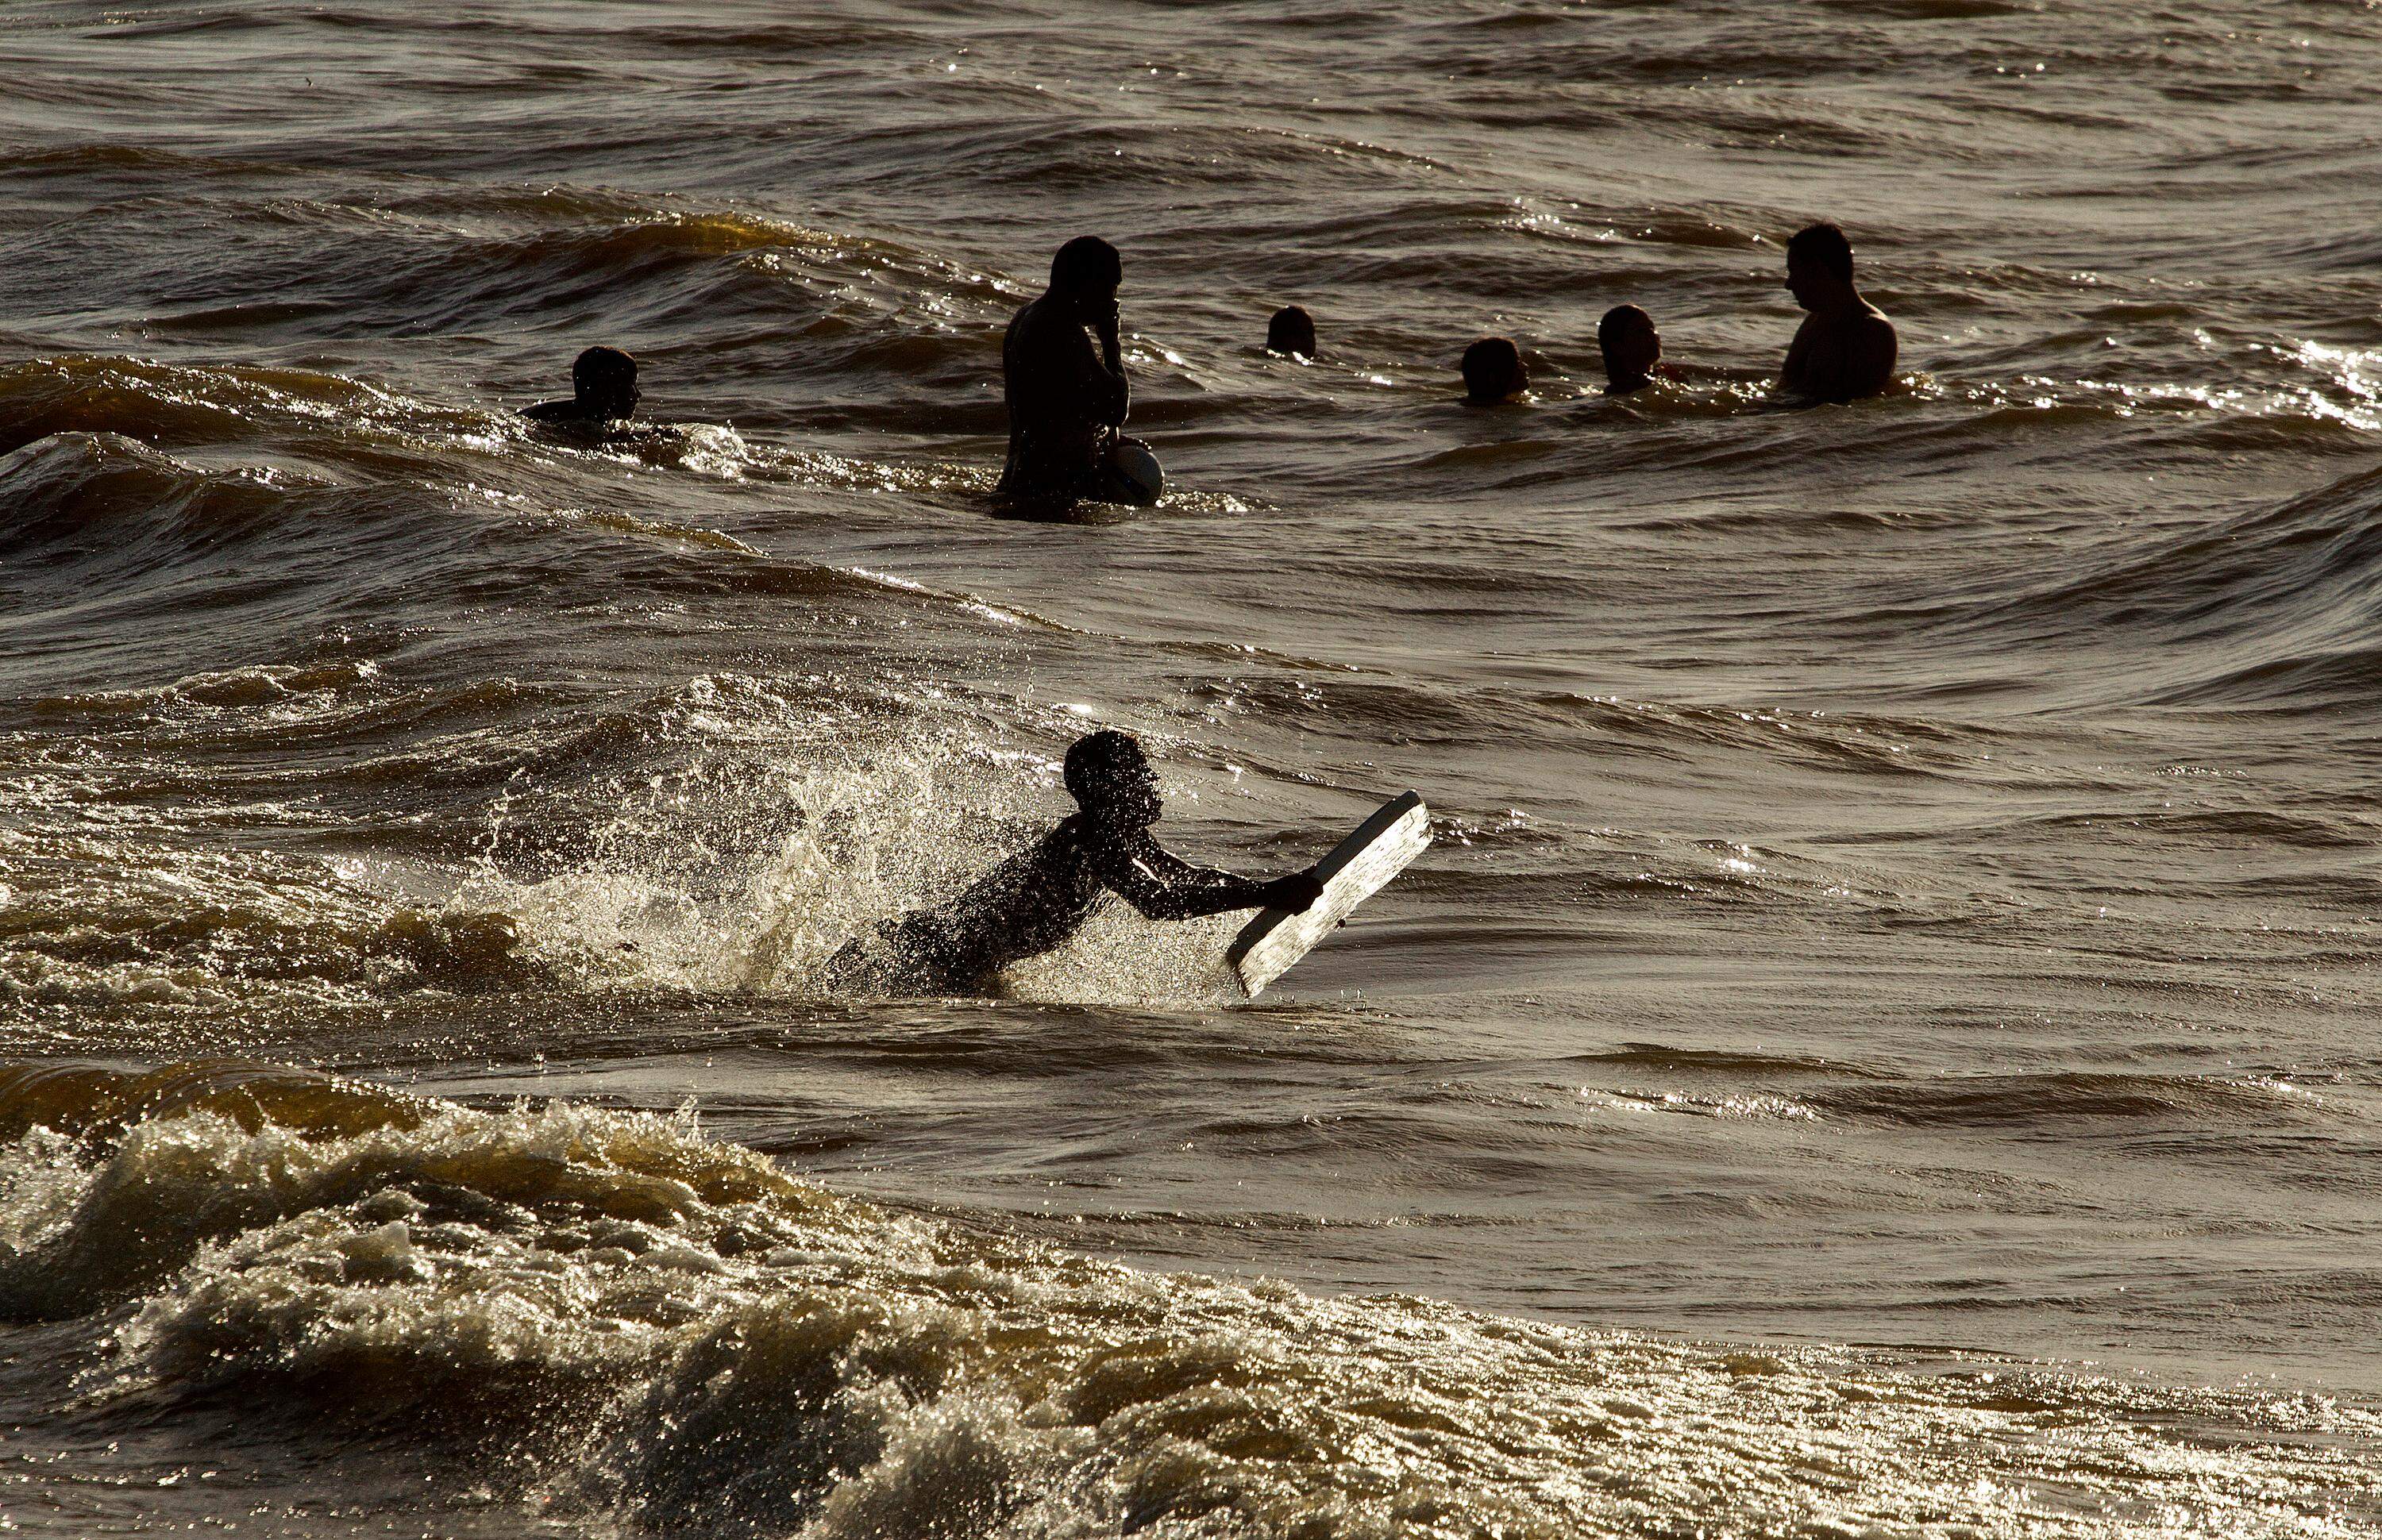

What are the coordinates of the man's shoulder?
(1059, 814, 1149, 862)
(1035, 813, 1094, 855)
(1012, 294, 1093, 350)
(1852, 307, 1899, 375)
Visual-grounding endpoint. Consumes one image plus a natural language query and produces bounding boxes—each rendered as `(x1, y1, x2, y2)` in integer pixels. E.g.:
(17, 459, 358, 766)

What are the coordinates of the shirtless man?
(523, 346, 640, 428)
(1779, 223, 1898, 402)
(996, 237, 1155, 506)
(822, 730, 1323, 997)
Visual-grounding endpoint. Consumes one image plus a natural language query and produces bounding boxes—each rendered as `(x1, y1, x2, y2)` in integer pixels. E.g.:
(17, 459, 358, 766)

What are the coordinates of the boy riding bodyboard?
(821, 730, 1323, 997)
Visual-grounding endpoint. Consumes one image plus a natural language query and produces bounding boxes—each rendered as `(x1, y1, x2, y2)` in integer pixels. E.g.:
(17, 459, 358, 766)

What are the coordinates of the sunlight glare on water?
(2, 0, 2381, 1533)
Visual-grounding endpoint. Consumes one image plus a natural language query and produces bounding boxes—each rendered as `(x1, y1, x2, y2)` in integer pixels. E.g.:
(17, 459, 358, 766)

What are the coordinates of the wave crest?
(0, 1063, 2368, 1538)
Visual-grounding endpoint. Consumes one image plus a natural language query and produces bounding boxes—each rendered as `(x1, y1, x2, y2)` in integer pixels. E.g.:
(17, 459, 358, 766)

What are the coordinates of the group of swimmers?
(508, 223, 1901, 992)
(979, 218, 1898, 507)
(521, 220, 1899, 515)
(1444, 221, 1899, 410)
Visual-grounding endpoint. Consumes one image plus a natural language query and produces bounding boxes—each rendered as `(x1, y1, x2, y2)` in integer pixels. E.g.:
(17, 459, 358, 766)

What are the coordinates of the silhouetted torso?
(852, 814, 1269, 991)
(998, 294, 1128, 499)
(1782, 303, 1897, 402)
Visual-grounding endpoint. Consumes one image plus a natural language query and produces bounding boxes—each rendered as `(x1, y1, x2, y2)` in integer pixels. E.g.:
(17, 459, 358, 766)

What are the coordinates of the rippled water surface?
(4, 2, 2382, 1534)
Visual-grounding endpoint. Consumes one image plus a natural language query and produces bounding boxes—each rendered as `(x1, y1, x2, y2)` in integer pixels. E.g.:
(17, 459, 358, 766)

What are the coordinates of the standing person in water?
(996, 237, 1160, 507)
(1779, 223, 1898, 402)
(822, 730, 1324, 996)
(523, 346, 640, 428)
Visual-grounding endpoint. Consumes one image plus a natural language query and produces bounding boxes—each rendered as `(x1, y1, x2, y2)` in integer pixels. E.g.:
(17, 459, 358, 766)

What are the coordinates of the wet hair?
(1266, 304, 1317, 357)
(1786, 222, 1855, 282)
(1598, 304, 1654, 351)
(1460, 336, 1528, 403)
(1050, 236, 1123, 295)
(1063, 729, 1147, 807)
(572, 345, 637, 396)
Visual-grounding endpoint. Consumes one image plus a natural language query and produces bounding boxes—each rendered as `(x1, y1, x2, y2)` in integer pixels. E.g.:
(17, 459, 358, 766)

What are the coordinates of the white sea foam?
(0, 1082, 2365, 1538)
(453, 695, 1248, 1006)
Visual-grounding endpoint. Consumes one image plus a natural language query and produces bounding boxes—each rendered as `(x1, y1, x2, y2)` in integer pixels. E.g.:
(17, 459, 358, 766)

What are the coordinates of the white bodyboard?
(1227, 791, 1429, 999)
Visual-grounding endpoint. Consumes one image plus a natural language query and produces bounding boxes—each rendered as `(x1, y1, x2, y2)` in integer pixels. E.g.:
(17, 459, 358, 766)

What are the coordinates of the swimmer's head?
(571, 346, 640, 420)
(1785, 222, 1856, 310)
(1266, 304, 1317, 359)
(1461, 336, 1528, 404)
(1064, 730, 1162, 827)
(1598, 304, 1661, 393)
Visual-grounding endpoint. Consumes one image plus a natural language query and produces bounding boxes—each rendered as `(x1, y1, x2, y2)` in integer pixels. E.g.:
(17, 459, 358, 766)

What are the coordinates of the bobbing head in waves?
(1266, 303, 1319, 359)
(1598, 305, 1663, 395)
(524, 345, 641, 426)
(1461, 336, 1529, 405)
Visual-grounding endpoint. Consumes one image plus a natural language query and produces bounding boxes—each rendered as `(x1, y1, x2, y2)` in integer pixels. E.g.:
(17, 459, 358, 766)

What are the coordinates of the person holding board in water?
(996, 237, 1162, 508)
(823, 730, 1323, 996)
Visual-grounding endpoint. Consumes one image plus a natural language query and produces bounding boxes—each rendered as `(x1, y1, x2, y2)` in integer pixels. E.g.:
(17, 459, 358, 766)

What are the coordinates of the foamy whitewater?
(3, 1, 2381, 1534)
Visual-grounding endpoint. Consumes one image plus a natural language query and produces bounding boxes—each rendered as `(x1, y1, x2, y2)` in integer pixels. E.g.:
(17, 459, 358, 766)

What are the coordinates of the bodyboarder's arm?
(1093, 831, 1318, 921)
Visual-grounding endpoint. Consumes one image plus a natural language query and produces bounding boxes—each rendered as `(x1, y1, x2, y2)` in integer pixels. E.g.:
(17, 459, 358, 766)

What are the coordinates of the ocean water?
(3, 1, 2381, 1534)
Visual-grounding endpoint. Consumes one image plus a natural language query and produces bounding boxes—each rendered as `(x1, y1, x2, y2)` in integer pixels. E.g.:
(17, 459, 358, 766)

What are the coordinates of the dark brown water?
(4, 2, 2381, 1534)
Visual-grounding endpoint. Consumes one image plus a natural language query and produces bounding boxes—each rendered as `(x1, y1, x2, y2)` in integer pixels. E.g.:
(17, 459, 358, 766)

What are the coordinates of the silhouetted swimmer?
(1779, 223, 1897, 402)
(523, 346, 640, 427)
(997, 237, 1160, 508)
(1598, 305, 1663, 395)
(1266, 304, 1318, 359)
(1461, 336, 1528, 405)
(820, 730, 1324, 997)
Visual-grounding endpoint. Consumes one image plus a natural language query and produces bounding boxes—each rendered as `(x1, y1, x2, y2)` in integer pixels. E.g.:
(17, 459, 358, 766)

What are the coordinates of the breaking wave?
(2, 1062, 2372, 1538)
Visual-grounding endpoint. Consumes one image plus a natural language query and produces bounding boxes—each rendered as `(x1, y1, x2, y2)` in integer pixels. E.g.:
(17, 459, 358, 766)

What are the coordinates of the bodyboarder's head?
(1064, 729, 1162, 827)
(571, 345, 641, 420)
(1461, 336, 1528, 404)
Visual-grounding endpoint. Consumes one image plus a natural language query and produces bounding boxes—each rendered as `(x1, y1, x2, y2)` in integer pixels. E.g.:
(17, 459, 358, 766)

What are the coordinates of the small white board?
(1227, 791, 1429, 999)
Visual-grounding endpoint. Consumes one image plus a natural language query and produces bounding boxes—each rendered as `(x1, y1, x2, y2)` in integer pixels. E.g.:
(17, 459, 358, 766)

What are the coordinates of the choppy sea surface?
(4, 2, 2381, 1534)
